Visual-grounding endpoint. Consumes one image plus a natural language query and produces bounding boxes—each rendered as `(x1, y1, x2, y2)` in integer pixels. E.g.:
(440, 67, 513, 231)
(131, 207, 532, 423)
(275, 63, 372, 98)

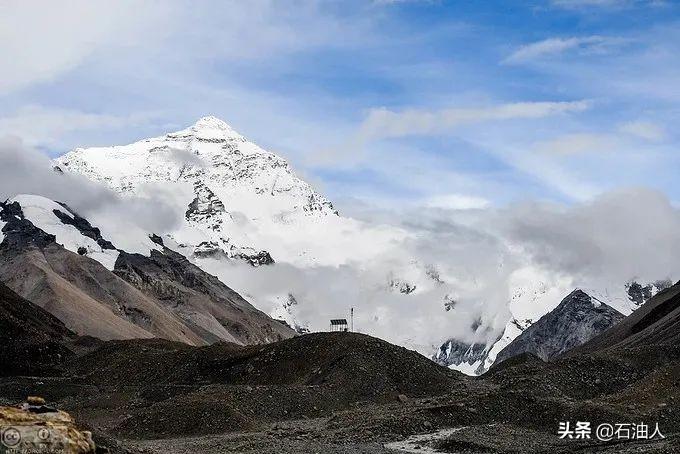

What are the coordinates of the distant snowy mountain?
(436, 279, 671, 375)
(434, 318, 531, 375)
(625, 280, 673, 307)
(55, 116, 341, 267)
(435, 267, 570, 374)
(433, 339, 488, 375)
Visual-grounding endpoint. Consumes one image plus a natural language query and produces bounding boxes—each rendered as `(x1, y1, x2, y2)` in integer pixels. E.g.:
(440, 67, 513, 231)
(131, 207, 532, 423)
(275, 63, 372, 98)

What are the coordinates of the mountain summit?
(54, 117, 337, 267)
(172, 116, 244, 141)
(192, 115, 238, 130)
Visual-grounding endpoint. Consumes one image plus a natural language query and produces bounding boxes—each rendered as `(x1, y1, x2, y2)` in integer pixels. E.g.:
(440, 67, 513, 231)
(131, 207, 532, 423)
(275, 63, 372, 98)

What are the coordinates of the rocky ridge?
(0, 195, 294, 345)
(436, 280, 670, 375)
(493, 289, 624, 364)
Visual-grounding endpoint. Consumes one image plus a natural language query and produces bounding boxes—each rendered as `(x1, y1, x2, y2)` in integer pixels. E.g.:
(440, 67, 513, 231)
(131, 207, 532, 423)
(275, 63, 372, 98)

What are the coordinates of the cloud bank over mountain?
(4, 131, 677, 355)
(0, 138, 182, 253)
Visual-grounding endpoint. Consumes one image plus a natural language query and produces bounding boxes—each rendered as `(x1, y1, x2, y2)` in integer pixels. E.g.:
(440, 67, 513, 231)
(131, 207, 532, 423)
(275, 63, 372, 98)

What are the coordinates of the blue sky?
(1, 0, 679, 211)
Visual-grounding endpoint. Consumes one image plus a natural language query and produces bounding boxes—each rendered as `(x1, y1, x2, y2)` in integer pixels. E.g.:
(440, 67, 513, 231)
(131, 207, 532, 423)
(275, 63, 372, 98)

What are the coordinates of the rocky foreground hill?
(2, 279, 680, 453)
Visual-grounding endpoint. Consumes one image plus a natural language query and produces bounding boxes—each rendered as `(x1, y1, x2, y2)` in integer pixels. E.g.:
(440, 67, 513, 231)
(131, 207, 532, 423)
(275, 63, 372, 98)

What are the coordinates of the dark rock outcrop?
(193, 240, 274, 266)
(577, 280, 680, 353)
(433, 339, 489, 374)
(494, 289, 624, 364)
(626, 279, 673, 307)
(232, 250, 275, 266)
(185, 181, 226, 230)
(0, 201, 56, 250)
(113, 247, 293, 345)
(389, 278, 416, 295)
(52, 202, 115, 250)
(0, 282, 75, 376)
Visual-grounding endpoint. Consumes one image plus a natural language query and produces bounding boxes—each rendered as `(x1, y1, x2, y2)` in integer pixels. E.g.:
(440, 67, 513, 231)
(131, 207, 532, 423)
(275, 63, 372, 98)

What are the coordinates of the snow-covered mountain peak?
(54, 117, 342, 267)
(194, 115, 235, 130)
(169, 116, 244, 142)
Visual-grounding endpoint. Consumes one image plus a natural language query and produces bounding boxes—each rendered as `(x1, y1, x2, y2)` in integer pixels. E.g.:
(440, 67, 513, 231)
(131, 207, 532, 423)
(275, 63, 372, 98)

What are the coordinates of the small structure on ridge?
(330, 319, 348, 332)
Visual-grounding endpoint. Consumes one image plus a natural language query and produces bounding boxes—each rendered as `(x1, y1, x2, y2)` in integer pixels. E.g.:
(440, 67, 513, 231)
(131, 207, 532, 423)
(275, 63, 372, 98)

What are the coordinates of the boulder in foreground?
(0, 397, 96, 453)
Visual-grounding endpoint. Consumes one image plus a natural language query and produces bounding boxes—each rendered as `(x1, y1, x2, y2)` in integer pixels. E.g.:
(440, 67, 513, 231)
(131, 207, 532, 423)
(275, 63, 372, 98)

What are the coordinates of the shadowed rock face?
(113, 247, 294, 345)
(0, 282, 75, 376)
(625, 279, 673, 307)
(0, 201, 56, 250)
(494, 289, 624, 364)
(0, 243, 212, 343)
(577, 280, 680, 353)
(433, 339, 488, 375)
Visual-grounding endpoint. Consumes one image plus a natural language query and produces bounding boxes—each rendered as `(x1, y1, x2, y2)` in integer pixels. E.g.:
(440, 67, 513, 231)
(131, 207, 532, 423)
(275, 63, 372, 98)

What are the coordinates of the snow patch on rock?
(269, 293, 309, 334)
(11, 195, 121, 270)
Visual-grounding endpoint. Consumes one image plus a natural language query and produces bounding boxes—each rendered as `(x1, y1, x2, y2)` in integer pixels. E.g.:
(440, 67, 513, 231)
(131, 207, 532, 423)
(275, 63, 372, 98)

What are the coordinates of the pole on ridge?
(351, 307, 354, 332)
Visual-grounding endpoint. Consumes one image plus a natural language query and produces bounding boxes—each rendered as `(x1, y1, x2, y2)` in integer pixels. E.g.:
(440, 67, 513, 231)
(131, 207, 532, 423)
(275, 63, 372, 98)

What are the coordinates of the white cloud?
(0, 0, 172, 94)
(503, 36, 622, 64)
(0, 138, 181, 236)
(171, 1, 363, 61)
(360, 101, 591, 140)
(619, 120, 667, 142)
(0, 1, 358, 96)
(202, 186, 680, 352)
(425, 194, 491, 210)
(498, 188, 680, 284)
(0, 106, 158, 148)
(533, 133, 619, 155)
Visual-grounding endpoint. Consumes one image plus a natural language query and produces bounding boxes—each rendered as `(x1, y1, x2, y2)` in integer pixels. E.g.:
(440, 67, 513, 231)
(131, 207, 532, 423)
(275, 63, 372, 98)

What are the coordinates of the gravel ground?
(3, 333, 680, 453)
(121, 418, 680, 454)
